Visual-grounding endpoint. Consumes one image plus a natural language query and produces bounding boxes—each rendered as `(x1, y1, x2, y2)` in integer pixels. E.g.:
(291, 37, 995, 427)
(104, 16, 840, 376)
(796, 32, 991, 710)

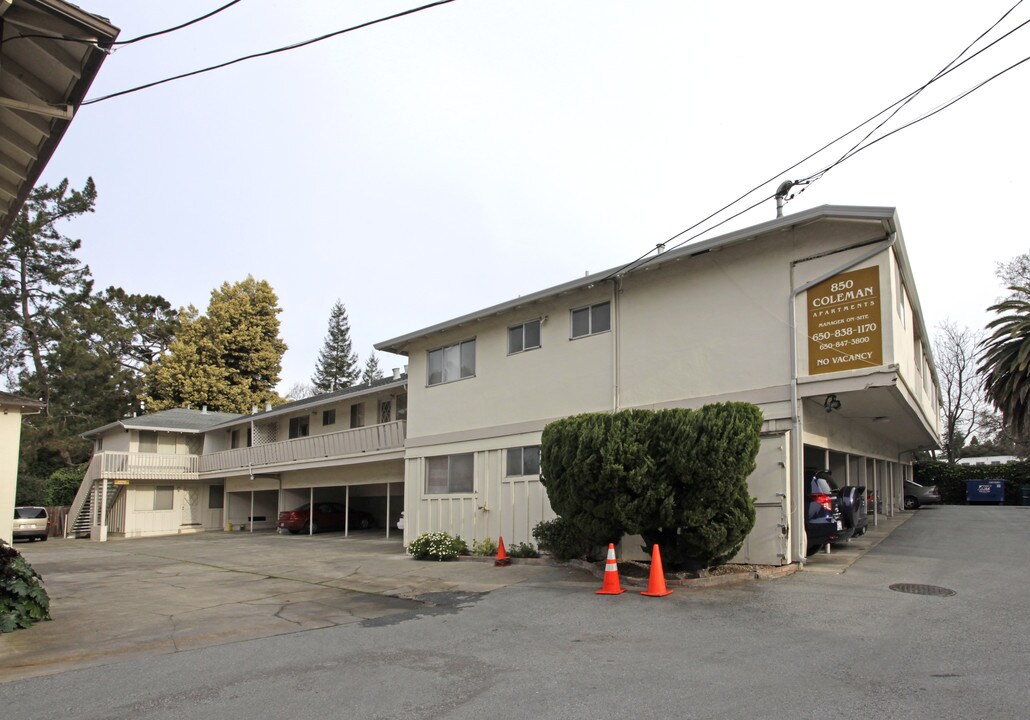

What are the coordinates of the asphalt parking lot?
(0, 509, 929, 684)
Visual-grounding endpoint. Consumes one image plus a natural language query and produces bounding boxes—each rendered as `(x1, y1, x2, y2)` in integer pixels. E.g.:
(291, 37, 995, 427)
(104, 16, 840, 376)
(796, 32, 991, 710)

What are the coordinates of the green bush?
(407, 532, 468, 561)
(532, 517, 599, 560)
(507, 542, 540, 558)
(541, 403, 762, 572)
(471, 537, 498, 556)
(47, 465, 86, 507)
(915, 460, 1029, 504)
(0, 540, 51, 632)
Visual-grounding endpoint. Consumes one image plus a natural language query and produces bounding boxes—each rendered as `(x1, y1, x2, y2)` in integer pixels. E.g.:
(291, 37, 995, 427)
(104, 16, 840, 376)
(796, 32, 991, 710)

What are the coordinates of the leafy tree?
(978, 288, 1030, 435)
(285, 382, 316, 401)
(145, 277, 286, 413)
(934, 320, 987, 463)
(0, 178, 96, 409)
(361, 351, 384, 385)
(312, 300, 359, 393)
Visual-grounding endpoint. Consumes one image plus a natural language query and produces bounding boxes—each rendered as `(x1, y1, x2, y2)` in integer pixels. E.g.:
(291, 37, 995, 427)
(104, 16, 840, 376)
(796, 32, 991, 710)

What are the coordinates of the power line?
(608, 2, 1030, 280)
(0, 0, 244, 47)
(81, 1, 457, 106)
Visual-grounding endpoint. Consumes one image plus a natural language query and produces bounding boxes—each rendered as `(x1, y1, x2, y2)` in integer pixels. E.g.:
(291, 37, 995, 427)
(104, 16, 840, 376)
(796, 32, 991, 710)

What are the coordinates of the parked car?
(804, 469, 853, 553)
(277, 502, 375, 534)
(820, 472, 868, 538)
(904, 480, 941, 509)
(13, 506, 49, 542)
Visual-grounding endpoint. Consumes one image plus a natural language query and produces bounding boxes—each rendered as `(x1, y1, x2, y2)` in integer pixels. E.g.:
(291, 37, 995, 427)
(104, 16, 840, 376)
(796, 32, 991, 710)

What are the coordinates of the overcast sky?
(37, 0, 1030, 392)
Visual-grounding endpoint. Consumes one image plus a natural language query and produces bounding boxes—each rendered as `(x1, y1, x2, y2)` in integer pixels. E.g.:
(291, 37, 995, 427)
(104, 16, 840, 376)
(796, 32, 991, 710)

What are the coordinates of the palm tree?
(978, 287, 1030, 434)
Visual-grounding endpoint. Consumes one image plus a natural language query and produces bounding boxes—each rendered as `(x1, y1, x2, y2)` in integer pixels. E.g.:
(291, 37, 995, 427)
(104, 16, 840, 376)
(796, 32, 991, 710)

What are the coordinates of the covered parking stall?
(278, 459, 404, 538)
(225, 474, 280, 532)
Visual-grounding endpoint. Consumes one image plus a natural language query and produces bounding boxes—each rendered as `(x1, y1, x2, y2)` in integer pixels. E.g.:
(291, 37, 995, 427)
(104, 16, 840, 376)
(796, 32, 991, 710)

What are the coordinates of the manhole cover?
(889, 583, 956, 597)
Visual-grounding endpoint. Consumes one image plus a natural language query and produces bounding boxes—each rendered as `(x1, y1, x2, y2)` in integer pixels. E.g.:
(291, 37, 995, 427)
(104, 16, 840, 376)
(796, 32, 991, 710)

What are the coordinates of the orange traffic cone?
(494, 536, 512, 566)
(596, 543, 625, 595)
(641, 544, 673, 597)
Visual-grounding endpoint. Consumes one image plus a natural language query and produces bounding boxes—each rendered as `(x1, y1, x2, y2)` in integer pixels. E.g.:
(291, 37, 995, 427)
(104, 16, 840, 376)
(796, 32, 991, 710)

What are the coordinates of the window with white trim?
(209, 485, 224, 509)
(323, 409, 336, 426)
(288, 416, 309, 439)
(350, 403, 364, 428)
(571, 301, 611, 339)
(508, 319, 541, 355)
(425, 453, 474, 494)
(506, 446, 541, 477)
(427, 339, 476, 385)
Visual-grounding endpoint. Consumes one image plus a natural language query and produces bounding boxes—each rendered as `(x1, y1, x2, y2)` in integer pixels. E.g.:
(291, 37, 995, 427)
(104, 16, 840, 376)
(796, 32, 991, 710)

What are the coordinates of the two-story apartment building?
(72, 205, 940, 566)
(376, 205, 941, 565)
(73, 375, 408, 540)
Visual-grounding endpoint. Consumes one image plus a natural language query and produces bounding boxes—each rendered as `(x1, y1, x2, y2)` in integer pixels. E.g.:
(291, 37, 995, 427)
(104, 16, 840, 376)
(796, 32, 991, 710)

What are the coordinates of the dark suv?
(804, 470, 852, 553)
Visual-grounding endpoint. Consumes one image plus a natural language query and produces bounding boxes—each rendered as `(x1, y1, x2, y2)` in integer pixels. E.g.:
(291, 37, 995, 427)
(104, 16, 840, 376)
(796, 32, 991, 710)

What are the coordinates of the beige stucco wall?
(117, 482, 224, 538)
(0, 411, 24, 545)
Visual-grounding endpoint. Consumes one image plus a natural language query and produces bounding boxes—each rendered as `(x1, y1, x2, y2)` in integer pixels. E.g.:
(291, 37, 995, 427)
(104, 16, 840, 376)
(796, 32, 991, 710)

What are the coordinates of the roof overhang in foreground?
(0, 0, 119, 238)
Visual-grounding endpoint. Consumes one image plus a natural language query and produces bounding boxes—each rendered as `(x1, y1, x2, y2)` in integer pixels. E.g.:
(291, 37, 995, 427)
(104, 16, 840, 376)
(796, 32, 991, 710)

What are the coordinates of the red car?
(277, 502, 375, 534)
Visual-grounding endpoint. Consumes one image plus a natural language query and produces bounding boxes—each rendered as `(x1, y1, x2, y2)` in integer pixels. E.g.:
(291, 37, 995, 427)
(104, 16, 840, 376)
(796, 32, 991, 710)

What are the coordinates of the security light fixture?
(823, 394, 841, 413)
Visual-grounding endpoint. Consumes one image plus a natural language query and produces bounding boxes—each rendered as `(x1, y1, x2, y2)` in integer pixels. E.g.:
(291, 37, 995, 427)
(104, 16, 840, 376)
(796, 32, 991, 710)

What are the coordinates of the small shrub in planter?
(533, 517, 598, 560)
(507, 542, 540, 559)
(1, 540, 51, 632)
(471, 537, 498, 556)
(407, 532, 468, 561)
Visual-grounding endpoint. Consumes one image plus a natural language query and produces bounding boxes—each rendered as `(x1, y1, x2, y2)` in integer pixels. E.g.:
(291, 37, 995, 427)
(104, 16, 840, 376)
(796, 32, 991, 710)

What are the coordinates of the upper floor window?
(323, 409, 336, 426)
(425, 453, 474, 494)
(288, 416, 309, 439)
(508, 319, 541, 355)
(427, 339, 476, 385)
(350, 403, 364, 428)
(397, 395, 407, 422)
(506, 446, 541, 477)
(571, 301, 610, 339)
(139, 431, 158, 453)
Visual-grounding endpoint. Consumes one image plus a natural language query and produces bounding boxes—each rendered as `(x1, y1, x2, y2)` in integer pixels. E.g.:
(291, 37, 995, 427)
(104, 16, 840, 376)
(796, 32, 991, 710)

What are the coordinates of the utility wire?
(0, 0, 243, 47)
(797, 0, 1027, 190)
(608, 2, 1030, 280)
(81, 1, 457, 106)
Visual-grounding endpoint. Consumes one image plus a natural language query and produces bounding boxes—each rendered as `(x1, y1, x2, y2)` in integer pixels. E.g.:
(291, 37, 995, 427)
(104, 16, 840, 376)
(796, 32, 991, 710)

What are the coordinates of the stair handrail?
(65, 453, 102, 538)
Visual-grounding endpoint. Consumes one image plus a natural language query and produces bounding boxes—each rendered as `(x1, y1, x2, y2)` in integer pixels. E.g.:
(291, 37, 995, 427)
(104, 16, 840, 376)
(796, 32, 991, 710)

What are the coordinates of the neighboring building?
(0, 392, 46, 544)
(955, 455, 1018, 466)
(376, 205, 941, 565)
(72, 375, 407, 540)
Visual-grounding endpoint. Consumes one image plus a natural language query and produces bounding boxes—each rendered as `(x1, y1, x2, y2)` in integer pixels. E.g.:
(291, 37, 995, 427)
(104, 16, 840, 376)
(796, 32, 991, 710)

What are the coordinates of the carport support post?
(99, 479, 108, 542)
(386, 482, 390, 539)
(345, 485, 350, 537)
(249, 491, 254, 533)
(872, 461, 878, 526)
(309, 487, 313, 536)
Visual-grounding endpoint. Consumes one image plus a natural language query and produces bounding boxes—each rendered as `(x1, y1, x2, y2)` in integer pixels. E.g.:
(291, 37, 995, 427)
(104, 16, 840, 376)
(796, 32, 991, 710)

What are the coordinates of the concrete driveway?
(0, 531, 567, 683)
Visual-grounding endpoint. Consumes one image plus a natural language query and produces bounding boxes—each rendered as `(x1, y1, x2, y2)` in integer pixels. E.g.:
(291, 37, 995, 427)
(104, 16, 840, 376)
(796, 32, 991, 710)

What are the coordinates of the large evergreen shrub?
(914, 460, 1029, 504)
(540, 403, 762, 571)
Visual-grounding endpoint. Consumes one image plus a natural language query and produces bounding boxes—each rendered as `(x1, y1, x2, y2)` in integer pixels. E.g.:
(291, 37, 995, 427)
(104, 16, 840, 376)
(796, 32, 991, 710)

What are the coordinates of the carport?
(803, 443, 904, 536)
(279, 460, 404, 538)
(225, 475, 279, 532)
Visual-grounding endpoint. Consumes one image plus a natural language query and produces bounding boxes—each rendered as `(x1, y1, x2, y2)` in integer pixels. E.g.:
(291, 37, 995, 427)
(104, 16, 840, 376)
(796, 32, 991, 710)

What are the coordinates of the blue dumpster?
(966, 479, 1005, 505)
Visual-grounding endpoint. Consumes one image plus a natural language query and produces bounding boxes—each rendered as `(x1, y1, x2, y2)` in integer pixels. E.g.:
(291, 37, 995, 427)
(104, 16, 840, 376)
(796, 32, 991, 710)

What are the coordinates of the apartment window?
(379, 400, 391, 424)
(209, 485, 224, 509)
(139, 431, 158, 453)
(506, 446, 541, 477)
(508, 319, 541, 355)
(425, 454, 474, 494)
(571, 301, 611, 339)
(288, 416, 309, 439)
(230, 429, 241, 449)
(323, 409, 336, 426)
(350, 403, 364, 428)
(397, 395, 407, 422)
(154, 485, 174, 511)
(185, 435, 203, 455)
(427, 339, 476, 385)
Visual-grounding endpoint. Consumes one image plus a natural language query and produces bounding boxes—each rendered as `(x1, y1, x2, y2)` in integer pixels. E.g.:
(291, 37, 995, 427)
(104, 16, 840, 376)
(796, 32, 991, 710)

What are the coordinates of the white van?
(13, 506, 49, 541)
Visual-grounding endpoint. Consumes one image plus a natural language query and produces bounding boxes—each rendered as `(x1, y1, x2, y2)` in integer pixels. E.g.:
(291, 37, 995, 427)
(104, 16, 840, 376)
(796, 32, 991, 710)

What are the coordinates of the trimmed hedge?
(914, 460, 1029, 505)
(540, 403, 763, 571)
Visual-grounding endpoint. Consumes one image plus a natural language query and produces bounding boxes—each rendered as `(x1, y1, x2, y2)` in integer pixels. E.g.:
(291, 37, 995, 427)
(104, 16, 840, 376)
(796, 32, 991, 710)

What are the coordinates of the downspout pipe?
(788, 231, 897, 563)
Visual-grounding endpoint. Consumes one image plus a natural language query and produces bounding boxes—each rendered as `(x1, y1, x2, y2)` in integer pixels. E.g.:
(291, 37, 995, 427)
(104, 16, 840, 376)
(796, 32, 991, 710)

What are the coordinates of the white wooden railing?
(199, 420, 406, 474)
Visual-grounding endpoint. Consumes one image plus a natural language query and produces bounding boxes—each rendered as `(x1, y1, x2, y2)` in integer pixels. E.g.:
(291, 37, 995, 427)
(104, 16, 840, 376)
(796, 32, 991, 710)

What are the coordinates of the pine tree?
(312, 300, 359, 393)
(0, 178, 96, 410)
(144, 277, 287, 413)
(361, 351, 384, 385)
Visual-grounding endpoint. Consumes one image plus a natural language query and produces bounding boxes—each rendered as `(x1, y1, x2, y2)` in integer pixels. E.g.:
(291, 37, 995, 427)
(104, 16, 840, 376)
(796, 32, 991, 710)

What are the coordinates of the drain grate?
(889, 583, 956, 597)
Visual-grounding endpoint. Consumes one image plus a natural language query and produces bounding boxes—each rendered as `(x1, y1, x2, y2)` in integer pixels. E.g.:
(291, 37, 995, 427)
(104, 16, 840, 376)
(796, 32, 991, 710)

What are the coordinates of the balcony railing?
(87, 451, 200, 480)
(199, 420, 406, 474)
